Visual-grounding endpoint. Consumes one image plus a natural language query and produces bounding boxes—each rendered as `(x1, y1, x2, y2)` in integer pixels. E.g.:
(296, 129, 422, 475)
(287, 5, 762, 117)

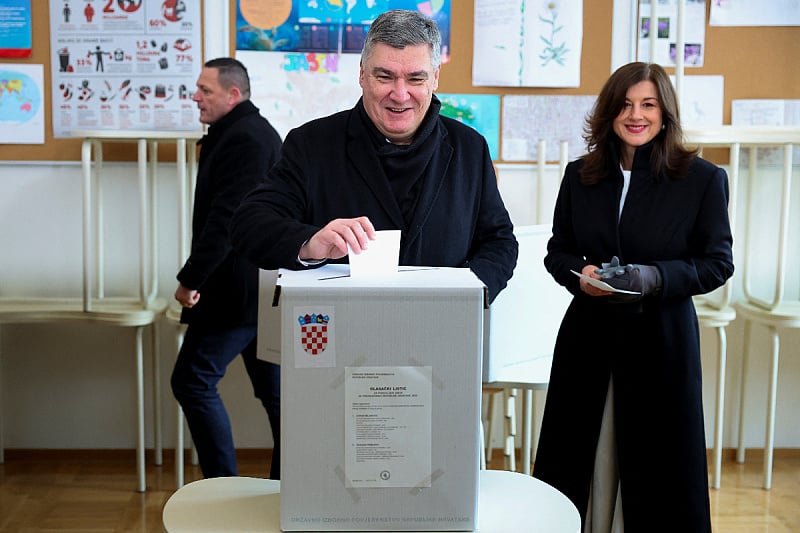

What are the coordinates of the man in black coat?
(171, 57, 283, 479)
(231, 10, 517, 303)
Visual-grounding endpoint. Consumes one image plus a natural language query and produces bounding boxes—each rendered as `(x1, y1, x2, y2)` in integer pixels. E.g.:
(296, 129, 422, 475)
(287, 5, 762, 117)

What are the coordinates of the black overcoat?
(231, 99, 518, 303)
(533, 143, 734, 532)
(178, 100, 282, 326)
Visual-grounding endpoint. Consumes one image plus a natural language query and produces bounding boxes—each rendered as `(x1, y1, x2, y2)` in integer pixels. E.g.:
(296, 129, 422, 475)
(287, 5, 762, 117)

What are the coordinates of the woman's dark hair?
(581, 62, 697, 184)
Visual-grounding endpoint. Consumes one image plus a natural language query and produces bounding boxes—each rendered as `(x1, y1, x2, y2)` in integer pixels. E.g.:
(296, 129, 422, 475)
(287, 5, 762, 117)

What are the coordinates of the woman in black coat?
(533, 62, 733, 532)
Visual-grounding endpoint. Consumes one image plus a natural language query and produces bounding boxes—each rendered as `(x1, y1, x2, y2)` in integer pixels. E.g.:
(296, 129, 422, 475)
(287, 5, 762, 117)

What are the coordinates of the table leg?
(175, 326, 185, 489)
(712, 325, 727, 490)
(522, 388, 533, 475)
(153, 320, 162, 466)
(135, 326, 146, 492)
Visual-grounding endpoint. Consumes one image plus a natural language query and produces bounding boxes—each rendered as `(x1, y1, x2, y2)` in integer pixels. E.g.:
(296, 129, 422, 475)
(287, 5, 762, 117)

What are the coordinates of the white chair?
(733, 143, 800, 490)
(694, 297, 736, 490)
(481, 386, 518, 471)
(690, 140, 740, 490)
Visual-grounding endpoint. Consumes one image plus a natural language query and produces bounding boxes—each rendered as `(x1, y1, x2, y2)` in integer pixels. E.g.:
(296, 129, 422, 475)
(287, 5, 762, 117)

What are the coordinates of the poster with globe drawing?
(236, 0, 451, 138)
(0, 63, 44, 144)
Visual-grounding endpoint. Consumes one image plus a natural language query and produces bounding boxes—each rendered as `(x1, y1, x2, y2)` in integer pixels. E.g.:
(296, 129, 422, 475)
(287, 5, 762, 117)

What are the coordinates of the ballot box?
(272, 265, 486, 531)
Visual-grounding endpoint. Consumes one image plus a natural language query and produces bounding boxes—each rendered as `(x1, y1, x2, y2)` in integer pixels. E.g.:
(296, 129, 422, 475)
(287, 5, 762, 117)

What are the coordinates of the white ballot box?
(272, 265, 486, 531)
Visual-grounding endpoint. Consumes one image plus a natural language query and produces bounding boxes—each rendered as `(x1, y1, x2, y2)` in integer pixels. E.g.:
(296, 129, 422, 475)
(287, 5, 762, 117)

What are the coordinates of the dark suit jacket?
(231, 99, 518, 303)
(178, 100, 282, 326)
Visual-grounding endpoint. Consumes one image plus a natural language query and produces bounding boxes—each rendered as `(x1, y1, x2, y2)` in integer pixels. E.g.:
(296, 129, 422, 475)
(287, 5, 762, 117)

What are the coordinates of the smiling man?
(231, 9, 517, 303)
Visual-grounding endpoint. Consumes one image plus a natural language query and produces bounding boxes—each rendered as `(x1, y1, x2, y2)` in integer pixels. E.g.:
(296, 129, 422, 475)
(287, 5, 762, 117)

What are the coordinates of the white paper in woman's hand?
(570, 270, 641, 295)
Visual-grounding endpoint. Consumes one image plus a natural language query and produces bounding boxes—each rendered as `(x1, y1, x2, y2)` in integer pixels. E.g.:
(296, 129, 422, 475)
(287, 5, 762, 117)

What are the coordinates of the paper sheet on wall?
(345, 366, 432, 488)
(668, 75, 723, 127)
(237, 49, 362, 140)
(732, 99, 800, 166)
(710, 0, 800, 26)
(501, 95, 596, 161)
(473, 0, 583, 87)
(637, 0, 707, 67)
(438, 93, 501, 160)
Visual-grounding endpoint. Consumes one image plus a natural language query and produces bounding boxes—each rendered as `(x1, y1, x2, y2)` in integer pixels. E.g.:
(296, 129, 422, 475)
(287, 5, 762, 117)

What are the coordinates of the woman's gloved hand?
(594, 257, 662, 301)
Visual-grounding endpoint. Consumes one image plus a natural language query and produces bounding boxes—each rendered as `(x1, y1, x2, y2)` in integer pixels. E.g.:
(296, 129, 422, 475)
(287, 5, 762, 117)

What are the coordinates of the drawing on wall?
(710, 0, 800, 26)
(0, 63, 44, 144)
(732, 99, 800, 166)
(668, 75, 723, 127)
(438, 93, 500, 160)
(473, 0, 583, 87)
(236, 0, 450, 58)
(637, 0, 707, 67)
(501, 94, 596, 161)
(239, 49, 362, 140)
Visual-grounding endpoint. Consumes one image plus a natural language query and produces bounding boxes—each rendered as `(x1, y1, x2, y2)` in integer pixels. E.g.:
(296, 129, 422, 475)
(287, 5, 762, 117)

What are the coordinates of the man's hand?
(299, 217, 377, 261)
(175, 283, 200, 308)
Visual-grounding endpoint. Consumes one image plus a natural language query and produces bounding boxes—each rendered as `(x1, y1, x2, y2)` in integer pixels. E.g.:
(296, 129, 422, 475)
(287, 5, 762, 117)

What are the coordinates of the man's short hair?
(361, 10, 442, 70)
(204, 57, 251, 99)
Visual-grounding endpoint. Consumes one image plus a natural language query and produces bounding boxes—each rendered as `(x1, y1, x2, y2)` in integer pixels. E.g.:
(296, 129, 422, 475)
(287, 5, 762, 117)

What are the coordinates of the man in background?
(172, 57, 283, 479)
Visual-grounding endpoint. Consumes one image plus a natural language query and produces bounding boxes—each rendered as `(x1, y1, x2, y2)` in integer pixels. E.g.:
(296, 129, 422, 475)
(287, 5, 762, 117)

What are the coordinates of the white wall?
(0, 162, 273, 451)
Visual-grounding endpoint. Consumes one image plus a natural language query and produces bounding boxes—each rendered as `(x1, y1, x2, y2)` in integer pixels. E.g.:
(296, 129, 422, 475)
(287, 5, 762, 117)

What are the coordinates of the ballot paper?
(348, 229, 401, 277)
(570, 270, 641, 295)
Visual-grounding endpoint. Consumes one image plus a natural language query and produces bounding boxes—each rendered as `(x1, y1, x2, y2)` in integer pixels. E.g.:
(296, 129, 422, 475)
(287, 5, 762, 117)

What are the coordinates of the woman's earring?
(661, 123, 666, 130)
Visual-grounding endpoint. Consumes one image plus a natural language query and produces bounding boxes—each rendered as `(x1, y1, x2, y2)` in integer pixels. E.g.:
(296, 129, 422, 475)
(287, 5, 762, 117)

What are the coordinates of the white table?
(162, 469, 580, 533)
(77, 129, 202, 489)
(0, 130, 199, 493)
(486, 355, 553, 476)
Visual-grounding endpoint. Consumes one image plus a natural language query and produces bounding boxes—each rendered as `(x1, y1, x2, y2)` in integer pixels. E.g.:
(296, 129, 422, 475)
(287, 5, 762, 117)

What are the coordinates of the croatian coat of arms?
(298, 313, 329, 355)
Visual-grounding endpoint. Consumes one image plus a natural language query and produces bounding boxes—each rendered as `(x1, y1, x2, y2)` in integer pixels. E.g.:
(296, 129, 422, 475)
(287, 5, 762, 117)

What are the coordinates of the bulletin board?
(1, 1, 798, 163)
(0, 0, 204, 163)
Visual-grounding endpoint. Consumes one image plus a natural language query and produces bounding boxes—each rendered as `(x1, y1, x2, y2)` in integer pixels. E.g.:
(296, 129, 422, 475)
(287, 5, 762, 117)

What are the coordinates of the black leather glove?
(594, 257, 662, 301)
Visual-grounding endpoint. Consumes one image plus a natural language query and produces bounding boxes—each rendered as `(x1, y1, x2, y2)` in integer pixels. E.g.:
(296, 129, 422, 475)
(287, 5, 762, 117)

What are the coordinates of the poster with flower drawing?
(473, 0, 582, 87)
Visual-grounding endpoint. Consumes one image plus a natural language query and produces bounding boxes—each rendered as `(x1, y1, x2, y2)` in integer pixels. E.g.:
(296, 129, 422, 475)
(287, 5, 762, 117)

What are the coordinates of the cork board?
(2, 1, 797, 162)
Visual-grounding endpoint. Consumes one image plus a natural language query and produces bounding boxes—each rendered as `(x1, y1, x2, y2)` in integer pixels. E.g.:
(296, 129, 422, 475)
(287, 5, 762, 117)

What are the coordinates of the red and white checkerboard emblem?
(298, 313, 330, 355)
(301, 324, 328, 355)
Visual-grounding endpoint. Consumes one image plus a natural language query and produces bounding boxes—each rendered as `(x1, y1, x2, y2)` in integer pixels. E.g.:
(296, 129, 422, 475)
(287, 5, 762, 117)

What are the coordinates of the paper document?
(570, 270, 641, 295)
(345, 366, 432, 488)
(348, 229, 400, 277)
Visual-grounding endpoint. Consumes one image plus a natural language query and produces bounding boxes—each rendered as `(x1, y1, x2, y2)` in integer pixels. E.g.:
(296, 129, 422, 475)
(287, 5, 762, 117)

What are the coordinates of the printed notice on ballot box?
(345, 366, 432, 488)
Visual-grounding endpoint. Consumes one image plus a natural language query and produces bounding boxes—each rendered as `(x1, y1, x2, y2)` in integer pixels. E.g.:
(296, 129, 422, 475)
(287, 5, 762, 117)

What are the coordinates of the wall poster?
(49, 0, 202, 137)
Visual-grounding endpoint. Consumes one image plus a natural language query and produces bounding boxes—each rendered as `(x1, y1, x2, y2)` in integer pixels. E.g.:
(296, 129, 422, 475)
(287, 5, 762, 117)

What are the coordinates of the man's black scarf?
(357, 95, 443, 227)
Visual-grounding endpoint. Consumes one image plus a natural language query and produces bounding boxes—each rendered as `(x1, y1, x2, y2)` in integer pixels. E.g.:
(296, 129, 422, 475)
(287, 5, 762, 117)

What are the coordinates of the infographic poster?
(49, 0, 202, 137)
